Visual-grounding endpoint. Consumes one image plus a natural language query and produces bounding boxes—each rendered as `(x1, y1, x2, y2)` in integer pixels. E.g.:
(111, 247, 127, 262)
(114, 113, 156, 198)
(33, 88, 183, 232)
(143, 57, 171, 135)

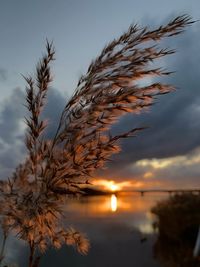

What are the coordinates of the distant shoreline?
(82, 187, 200, 196)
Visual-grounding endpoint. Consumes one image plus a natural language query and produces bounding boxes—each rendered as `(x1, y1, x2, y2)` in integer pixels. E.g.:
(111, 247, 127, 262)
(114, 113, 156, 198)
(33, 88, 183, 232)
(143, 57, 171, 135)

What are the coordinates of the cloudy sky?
(0, 0, 200, 189)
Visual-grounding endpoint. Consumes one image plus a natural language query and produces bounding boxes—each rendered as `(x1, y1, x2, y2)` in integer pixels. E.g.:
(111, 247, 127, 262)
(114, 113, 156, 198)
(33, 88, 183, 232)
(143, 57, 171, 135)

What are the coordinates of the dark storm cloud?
(0, 87, 66, 179)
(0, 88, 26, 178)
(106, 21, 200, 172)
(42, 88, 66, 139)
(0, 67, 7, 82)
(0, 87, 25, 144)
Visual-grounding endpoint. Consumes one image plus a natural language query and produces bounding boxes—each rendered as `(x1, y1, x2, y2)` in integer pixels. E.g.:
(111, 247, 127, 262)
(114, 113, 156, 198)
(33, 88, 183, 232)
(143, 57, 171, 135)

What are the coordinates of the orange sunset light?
(92, 179, 145, 192)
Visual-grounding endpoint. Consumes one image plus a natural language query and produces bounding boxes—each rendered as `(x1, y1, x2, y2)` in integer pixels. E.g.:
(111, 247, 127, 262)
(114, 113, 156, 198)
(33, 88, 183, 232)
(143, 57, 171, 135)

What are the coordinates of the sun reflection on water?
(110, 194, 118, 212)
(65, 192, 167, 220)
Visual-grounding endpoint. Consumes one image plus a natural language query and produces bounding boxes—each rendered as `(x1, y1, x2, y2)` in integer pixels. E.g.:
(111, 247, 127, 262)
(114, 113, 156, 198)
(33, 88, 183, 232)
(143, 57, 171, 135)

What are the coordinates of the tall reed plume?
(0, 15, 194, 267)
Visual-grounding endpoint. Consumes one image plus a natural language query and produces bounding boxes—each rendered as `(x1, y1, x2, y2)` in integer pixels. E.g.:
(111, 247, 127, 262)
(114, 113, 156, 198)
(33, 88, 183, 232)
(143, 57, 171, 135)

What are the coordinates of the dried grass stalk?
(0, 15, 194, 267)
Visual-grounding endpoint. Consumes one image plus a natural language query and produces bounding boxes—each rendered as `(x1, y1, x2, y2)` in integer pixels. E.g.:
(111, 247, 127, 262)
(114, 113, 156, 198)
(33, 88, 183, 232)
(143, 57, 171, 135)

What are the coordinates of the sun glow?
(92, 179, 139, 192)
(92, 180, 121, 192)
(110, 183, 119, 192)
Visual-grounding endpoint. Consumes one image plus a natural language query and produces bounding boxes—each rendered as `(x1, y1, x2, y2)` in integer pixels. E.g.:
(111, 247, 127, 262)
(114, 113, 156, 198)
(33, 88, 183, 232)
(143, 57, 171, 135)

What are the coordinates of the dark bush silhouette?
(152, 193, 200, 267)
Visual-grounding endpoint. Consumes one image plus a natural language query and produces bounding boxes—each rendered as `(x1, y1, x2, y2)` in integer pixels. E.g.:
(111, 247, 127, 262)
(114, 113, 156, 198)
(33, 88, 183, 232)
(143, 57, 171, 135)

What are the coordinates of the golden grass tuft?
(0, 15, 194, 267)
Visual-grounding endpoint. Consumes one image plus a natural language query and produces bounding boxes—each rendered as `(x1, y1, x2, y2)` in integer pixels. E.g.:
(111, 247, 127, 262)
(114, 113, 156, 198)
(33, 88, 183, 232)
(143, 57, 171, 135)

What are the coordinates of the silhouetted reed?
(0, 15, 194, 266)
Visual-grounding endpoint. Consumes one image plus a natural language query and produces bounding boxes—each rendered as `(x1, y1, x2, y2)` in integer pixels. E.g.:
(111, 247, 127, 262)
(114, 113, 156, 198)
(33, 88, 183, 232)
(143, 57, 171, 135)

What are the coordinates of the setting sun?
(92, 179, 121, 192)
(91, 179, 147, 192)
(109, 182, 120, 192)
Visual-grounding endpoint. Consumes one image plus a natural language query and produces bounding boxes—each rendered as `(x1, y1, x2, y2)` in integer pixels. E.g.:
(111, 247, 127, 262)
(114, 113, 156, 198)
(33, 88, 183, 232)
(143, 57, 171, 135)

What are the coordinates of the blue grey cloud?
(0, 87, 66, 179)
(0, 68, 7, 82)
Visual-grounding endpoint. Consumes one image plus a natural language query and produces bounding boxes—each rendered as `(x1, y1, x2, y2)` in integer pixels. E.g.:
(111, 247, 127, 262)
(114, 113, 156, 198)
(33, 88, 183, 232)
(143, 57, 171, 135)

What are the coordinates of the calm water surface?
(3, 192, 199, 267)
